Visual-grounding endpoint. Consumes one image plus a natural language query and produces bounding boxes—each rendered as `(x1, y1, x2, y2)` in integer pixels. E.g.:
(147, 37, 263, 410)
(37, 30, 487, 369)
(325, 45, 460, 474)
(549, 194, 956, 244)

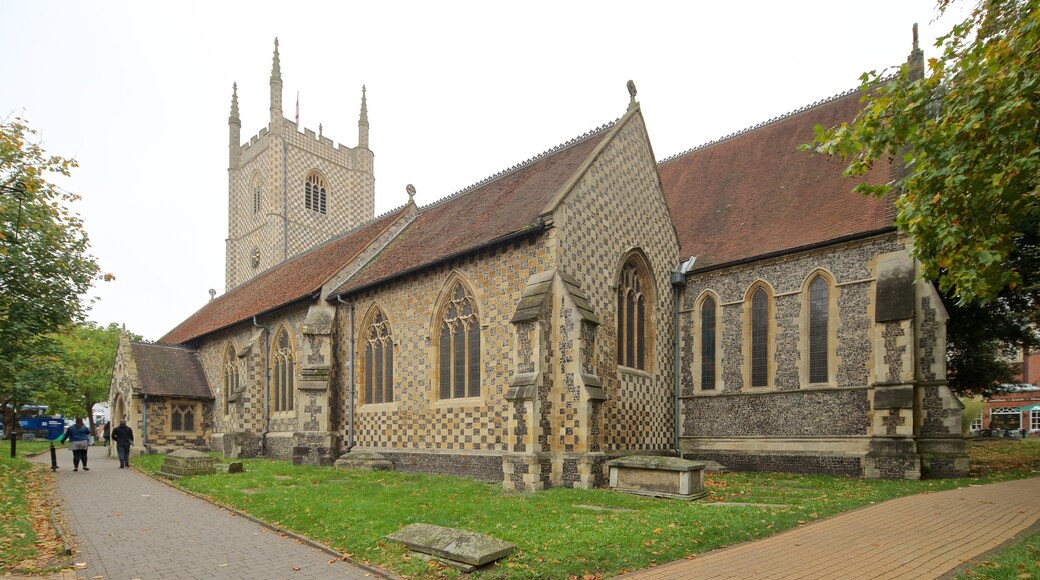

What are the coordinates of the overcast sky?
(0, 1, 961, 341)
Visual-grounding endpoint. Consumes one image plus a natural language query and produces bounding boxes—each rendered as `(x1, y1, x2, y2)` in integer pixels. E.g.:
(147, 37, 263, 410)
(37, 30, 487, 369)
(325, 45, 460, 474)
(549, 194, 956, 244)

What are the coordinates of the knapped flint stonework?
(918, 296, 938, 382)
(683, 388, 870, 437)
(375, 451, 504, 481)
(687, 451, 862, 476)
(774, 295, 801, 391)
(882, 322, 906, 382)
(836, 283, 871, 387)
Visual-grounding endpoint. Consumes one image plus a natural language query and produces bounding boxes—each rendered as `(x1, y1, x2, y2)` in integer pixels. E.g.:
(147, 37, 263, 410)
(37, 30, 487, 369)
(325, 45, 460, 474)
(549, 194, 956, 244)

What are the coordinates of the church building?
(109, 34, 968, 489)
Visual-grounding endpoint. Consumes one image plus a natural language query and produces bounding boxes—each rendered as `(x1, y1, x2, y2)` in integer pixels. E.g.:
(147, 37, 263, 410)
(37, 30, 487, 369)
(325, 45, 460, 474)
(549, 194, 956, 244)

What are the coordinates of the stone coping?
(385, 523, 516, 566)
(606, 456, 706, 472)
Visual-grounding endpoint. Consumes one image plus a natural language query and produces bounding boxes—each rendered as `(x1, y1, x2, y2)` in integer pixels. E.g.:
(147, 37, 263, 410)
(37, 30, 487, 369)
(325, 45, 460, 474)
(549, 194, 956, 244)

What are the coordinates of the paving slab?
(33, 447, 381, 579)
(617, 477, 1040, 579)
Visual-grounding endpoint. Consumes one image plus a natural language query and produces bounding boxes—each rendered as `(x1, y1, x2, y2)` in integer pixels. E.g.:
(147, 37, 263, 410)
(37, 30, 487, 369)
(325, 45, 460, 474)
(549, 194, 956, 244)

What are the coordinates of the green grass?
(956, 530, 1040, 579)
(132, 440, 1040, 579)
(0, 455, 38, 569)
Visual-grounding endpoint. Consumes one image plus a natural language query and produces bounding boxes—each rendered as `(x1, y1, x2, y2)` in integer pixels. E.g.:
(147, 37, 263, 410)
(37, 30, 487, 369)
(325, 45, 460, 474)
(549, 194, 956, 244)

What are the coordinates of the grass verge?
(0, 453, 68, 574)
(956, 530, 1040, 579)
(130, 439, 1040, 579)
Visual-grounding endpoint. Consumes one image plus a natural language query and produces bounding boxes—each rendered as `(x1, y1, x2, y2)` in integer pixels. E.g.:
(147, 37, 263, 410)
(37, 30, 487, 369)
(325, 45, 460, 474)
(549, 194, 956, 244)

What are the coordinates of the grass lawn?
(0, 452, 66, 574)
(956, 530, 1040, 579)
(128, 439, 1040, 579)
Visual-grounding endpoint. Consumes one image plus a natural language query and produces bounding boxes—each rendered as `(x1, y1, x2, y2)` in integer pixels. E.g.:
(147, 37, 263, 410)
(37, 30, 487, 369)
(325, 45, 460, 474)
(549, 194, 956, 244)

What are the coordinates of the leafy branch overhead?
(805, 0, 1040, 304)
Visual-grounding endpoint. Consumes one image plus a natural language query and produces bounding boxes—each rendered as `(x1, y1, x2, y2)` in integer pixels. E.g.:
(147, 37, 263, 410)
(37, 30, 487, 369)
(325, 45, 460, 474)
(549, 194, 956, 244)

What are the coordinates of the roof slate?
(161, 207, 410, 345)
(331, 127, 612, 297)
(129, 342, 212, 399)
(658, 89, 898, 270)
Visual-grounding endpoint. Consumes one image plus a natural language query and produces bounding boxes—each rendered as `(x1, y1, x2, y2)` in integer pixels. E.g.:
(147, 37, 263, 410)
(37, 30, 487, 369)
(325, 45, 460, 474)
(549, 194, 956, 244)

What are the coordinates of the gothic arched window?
(700, 295, 717, 390)
(750, 287, 770, 388)
(808, 275, 830, 383)
(364, 308, 394, 404)
(305, 171, 328, 215)
(272, 328, 295, 412)
(223, 343, 239, 415)
(617, 256, 652, 370)
(438, 281, 481, 399)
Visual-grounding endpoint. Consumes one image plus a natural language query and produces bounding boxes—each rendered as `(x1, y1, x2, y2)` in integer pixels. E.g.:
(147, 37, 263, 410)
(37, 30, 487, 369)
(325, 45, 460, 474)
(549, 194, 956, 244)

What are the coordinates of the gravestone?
(385, 523, 516, 570)
(606, 456, 707, 500)
(159, 449, 217, 479)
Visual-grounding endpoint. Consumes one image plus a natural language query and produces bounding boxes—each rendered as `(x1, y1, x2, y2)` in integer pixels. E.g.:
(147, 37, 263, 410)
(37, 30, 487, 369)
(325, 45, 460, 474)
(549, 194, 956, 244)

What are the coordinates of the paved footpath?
(33, 447, 380, 580)
(619, 476, 1040, 579)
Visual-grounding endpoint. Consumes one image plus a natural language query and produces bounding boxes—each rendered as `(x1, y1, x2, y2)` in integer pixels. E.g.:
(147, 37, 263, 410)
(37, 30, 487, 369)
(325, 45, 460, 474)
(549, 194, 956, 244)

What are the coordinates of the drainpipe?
(670, 271, 684, 457)
(337, 296, 356, 452)
(253, 316, 270, 455)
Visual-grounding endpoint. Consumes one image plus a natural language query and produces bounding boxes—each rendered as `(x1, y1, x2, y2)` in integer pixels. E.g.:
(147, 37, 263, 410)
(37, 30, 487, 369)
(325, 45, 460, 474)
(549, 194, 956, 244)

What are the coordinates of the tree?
(37, 323, 138, 434)
(1, 115, 107, 435)
(806, 1, 1040, 394)
(807, 0, 1040, 303)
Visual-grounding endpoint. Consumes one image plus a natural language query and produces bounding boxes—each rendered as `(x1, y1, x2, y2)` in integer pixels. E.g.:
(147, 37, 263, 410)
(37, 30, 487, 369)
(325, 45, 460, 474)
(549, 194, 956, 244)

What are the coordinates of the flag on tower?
(295, 91, 300, 125)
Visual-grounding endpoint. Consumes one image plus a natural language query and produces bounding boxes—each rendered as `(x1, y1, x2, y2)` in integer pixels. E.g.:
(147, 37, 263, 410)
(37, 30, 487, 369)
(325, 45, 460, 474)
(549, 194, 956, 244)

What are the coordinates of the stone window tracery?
(223, 343, 239, 415)
(364, 308, 394, 404)
(171, 403, 196, 432)
(272, 328, 295, 412)
(305, 171, 327, 214)
(438, 281, 480, 399)
(617, 256, 652, 370)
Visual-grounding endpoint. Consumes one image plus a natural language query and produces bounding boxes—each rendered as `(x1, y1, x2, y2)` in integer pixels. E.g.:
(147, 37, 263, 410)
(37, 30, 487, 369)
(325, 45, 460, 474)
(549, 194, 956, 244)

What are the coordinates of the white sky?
(0, 1, 961, 341)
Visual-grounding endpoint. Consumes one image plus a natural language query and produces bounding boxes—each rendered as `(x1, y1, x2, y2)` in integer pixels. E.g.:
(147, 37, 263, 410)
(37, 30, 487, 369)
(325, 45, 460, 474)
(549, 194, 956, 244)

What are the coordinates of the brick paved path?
(618, 476, 1040, 579)
(34, 447, 379, 579)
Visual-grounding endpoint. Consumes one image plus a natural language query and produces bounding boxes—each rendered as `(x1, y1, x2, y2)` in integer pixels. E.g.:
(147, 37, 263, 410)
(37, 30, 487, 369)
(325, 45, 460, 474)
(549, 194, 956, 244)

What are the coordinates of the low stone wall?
(377, 450, 504, 482)
(684, 450, 863, 476)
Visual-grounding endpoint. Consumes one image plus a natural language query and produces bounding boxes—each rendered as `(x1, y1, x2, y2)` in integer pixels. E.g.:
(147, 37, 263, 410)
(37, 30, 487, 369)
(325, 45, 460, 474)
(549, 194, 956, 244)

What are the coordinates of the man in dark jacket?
(111, 420, 134, 468)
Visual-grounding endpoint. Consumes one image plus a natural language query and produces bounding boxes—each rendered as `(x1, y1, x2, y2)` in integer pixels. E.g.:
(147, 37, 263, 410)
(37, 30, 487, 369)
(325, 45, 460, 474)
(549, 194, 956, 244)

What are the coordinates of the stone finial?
(406, 183, 416, 203)
(319, 123, 323, 138)
(209, 288, 216, 300)
(229, 83, 240, 124)
(907, 23, 924, 82)
(359, 85, 369, 126)
(271, 37, 281, 80)
(627, 80, 637, 109)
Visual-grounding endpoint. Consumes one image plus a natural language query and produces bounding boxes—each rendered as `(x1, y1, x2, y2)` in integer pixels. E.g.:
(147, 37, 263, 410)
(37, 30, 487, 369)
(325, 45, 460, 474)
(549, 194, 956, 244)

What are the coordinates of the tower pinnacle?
(270, 38, 283, 128)
(271, 37, 281, 81)
(229, 82, 240, 125)
(358, 85, 370, 148)
(907, 23, 924, 82)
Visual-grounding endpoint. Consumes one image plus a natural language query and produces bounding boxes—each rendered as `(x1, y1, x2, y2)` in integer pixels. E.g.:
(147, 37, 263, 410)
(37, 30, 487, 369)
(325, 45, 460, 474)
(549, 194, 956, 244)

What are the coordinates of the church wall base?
(917, 437, 970, 478)
(371, 450, 505, 482)
(683, 450, 863, 477)
(864, 438, 921, 480)
(213, 431, 262, 459)
(292, 432, 339, 466)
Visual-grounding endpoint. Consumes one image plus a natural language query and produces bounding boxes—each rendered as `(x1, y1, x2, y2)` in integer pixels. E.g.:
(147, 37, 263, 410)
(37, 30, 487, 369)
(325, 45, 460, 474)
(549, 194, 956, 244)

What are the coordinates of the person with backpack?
(111, 419, 134, 468)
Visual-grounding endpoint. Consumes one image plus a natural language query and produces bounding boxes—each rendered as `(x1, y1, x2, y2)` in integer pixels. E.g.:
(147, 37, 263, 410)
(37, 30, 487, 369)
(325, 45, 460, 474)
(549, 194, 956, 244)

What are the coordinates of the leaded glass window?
(438, 282, 480, 399)
(364, 309, 394, 404)
(171, 403, 196, 432)
(617, 259, 651, 370)
(700, 296, 717, 390)
(808, 276, 830, 383)
(751, 288, 769, 387)
(273, 328, 294, 411)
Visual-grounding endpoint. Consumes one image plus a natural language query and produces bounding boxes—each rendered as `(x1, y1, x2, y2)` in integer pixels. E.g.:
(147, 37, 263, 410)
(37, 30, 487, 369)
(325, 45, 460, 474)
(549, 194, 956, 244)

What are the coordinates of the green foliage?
(37, 322, 136, 424)
(0, 115, 108, 431)
(806, 0, 1040, 304)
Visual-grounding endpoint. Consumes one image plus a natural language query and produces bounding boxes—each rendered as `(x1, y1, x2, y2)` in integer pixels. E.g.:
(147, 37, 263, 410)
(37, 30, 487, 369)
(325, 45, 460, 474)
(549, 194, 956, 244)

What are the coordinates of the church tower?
(224, 39, 375, 290)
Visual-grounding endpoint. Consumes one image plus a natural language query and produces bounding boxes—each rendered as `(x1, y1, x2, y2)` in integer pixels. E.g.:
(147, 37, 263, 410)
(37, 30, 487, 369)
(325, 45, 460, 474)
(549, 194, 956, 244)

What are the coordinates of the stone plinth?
(607, 456, 707, 500)
(385, 523, 516, 567)
(334, 450, 393, 471)
(159, 449, 218, 479)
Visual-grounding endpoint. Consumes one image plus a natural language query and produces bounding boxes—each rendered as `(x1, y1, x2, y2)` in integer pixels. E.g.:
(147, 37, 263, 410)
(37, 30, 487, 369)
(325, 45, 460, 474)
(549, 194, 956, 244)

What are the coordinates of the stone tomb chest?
(159, 449, 218, 479)
(606, 456, 707, 500)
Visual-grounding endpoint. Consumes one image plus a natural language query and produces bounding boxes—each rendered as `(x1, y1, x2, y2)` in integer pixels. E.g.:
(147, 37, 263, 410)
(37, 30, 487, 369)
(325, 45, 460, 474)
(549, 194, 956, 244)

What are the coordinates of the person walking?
(59, 418, 92, 471)
(102, 421, 111, 446)
(111, 419, 134, 468)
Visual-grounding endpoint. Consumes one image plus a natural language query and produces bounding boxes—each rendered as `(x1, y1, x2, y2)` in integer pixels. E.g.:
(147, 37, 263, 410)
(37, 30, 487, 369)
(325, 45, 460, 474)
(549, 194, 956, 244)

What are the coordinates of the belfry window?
(364, 308, 394, 404)
(251, 174, 263, 214)
(438, 281, 481, 399)
(272, 328, 295, 412)
(617, 256, 652, 370)
(305, 172, 328, 214)
(223, 344, 239, 414)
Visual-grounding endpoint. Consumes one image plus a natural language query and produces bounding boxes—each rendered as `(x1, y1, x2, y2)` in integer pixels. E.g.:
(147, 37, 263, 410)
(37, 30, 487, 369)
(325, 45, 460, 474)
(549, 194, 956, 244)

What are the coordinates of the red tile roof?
(129, 342, 212, 399)
(161, 207, 410, 345)
(331, 126, 613, 297)
(658, 89, 898, 270)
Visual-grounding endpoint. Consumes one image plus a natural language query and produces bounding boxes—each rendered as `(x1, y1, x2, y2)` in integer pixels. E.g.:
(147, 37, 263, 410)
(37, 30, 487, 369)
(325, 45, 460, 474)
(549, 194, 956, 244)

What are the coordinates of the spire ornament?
(406, 184, 416, 204)
(359, 85, 369, 126)
(907, 23, 924, 82)
(229, 82, 240, 124)
(627, 80, 637, 110)
(272, 37, 281, 80)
